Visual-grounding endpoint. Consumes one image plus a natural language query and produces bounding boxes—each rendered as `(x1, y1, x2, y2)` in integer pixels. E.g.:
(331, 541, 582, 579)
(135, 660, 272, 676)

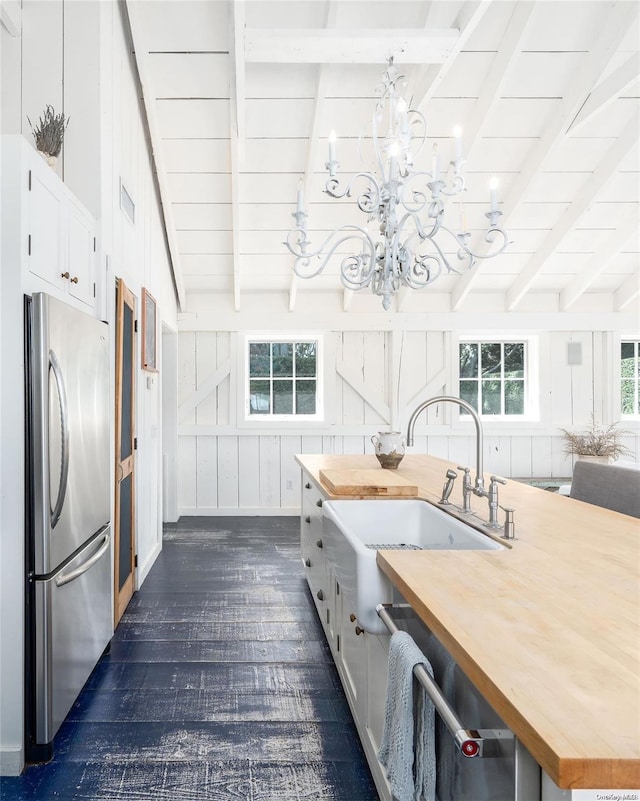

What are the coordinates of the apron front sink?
(322, 499, 503, 634)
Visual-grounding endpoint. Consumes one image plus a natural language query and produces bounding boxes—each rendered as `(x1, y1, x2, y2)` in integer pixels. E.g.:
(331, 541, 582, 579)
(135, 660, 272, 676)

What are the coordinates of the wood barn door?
(114, 278, 137, 626)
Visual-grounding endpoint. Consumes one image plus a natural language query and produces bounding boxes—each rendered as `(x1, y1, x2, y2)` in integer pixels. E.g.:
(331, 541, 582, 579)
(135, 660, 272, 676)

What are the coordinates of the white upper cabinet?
(66, 197, 96, 307)
(27, 155, 67, 294)
(7, 136, 98, 312)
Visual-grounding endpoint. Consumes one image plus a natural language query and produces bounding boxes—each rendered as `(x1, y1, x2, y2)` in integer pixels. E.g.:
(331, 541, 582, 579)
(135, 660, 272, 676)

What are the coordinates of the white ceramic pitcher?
(371, 431, 406, 469)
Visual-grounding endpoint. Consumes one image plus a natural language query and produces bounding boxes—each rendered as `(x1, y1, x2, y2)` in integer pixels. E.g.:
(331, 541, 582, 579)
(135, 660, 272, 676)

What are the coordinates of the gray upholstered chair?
(569, 460, 640, 518)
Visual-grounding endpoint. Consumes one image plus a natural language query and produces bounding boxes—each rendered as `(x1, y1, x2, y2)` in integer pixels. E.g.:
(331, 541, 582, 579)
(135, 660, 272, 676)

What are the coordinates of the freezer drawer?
(33, 526, 113, 744)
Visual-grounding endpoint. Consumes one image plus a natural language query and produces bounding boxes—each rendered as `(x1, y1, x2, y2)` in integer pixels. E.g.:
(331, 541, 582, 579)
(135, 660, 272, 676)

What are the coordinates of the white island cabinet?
(296, 453, 640, 801)
(299, 467, 391, 800)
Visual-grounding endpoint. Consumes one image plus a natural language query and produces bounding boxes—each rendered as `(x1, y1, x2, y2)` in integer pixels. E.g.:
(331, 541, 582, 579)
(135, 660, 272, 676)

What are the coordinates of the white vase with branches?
(561, 415, 632, 464)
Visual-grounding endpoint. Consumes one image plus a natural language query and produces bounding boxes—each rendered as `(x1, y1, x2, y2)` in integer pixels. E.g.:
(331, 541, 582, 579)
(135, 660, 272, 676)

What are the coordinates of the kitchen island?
(296, 453, 640, 793)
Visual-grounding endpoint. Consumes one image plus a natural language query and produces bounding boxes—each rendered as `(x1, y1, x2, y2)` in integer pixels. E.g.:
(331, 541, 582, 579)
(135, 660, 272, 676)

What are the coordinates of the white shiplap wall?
(177, 325, 639, 516)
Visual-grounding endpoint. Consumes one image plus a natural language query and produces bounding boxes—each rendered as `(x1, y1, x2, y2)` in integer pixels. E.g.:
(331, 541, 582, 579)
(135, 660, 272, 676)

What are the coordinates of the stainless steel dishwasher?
(378, 604, 541, 801)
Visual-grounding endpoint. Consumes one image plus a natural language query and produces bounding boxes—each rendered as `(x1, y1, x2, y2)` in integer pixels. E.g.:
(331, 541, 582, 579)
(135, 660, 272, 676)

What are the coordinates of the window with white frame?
(245, 336, 322, 420)
(621, 340, 640, 417)
(458, 339, 535, 418)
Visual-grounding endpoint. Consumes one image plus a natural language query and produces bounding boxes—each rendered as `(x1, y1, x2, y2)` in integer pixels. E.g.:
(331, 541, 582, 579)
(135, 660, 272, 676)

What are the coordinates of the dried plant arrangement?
(561, 415, 632, 460)
(27, 105, 70, 158)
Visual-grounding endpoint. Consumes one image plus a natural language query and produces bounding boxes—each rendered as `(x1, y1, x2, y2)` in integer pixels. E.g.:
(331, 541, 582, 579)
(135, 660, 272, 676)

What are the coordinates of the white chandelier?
(285, 59, 510, 310)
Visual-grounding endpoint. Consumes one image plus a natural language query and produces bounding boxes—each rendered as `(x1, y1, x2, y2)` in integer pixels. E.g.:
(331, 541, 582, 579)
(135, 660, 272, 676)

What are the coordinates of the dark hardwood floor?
(1, 516, 379, 800)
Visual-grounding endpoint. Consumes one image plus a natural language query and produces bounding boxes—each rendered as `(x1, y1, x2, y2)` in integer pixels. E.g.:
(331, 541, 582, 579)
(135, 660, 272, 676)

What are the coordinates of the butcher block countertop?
(295, 453, 640, 790)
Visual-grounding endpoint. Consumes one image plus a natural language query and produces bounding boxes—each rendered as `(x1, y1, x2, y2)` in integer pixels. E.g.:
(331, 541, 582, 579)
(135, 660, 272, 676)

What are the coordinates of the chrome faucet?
(456, 465, 473, 513)
(485, 475, 507, 529)
(406, 395, 486, 495)
(406, 395, 514, 527)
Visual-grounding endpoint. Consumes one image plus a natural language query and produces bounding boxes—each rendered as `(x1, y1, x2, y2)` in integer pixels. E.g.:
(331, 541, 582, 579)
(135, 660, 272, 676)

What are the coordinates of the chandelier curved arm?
(395, 216, 470, 281)
(396, 206, 441, 244)
(405, 252, 445, 288)
(439, 172, 466, 196)
(285, 225, 377, 283)
(406, 109, 427, 159)
(411, 222, 511, 281)
(470, 225, 511, 260)
(324, 171, 381, 216)
(397, 170, 436, 214)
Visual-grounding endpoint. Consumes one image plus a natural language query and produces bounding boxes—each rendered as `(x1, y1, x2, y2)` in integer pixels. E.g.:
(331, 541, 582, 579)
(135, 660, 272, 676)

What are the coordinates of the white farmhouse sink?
(322, 499, 503, 634)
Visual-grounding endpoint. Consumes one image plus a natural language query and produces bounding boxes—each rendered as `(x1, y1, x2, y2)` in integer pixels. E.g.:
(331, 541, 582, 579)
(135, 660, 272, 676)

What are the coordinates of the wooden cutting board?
(319, 468, 419, 496)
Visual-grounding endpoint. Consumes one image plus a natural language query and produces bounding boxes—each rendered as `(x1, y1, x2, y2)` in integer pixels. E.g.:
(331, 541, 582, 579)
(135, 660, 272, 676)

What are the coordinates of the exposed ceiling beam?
(343, 288, 355, 312)
(614, 268, 640, 312)
(451, 0, 638, 311)
(229, 0, 245, 311)
(1, 0, 21, 35)
(461, 2, 535, 163)
(125, 0, 186, 312)
(506, 120, 639, 310)
(244, 28, 459, 64)
(567, 53, 640, 136)
(288, 275, 298, 312)
(560, 214, 639, 310)
(449, 3, 535, 311)
(288, 60, 329, 310)
(230, 0, 246, 162)
(410, 1, 493, 109)
(229, 126, 241, 312)
(289, 1, 338, 312)
(395, 286, 412, 312)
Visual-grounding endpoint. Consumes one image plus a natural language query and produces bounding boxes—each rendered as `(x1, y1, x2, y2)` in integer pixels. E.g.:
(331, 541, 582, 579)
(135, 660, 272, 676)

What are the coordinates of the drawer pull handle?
(316, 589, 324, 601)
(304, 558, 311, 567)
(316, 539, 323, 549)
(305, 482, 311, 489)
(355, 626, 365, 636)
(304, 515, 311, 524)
(316, 499, 323, 508)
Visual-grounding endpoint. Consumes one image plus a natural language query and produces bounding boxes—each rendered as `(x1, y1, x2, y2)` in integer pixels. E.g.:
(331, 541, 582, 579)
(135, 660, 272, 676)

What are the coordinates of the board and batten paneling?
(177, 329, 639, 515)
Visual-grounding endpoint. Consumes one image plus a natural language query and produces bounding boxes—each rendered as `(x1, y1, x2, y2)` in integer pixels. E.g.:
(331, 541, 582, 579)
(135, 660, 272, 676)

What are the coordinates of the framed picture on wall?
(141, 288, 158, 372)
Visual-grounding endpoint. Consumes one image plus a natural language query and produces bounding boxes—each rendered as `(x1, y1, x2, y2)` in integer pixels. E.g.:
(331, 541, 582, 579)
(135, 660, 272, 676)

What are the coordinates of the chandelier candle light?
(285, 59, 510, 310)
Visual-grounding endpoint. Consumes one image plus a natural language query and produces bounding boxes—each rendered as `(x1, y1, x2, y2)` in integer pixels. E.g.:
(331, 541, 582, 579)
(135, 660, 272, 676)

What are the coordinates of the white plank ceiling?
(125, 0, 639, 316)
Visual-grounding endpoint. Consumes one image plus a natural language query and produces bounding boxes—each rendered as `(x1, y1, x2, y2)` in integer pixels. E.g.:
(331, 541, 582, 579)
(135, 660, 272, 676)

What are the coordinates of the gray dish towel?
(378, 630, 436, 801)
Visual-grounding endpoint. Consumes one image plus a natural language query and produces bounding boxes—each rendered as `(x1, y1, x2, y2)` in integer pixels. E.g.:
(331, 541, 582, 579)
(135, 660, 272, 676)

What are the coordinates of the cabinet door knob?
(304, 515, 311, 524)
(349, 613, 357, 623)
(316, 539, 323, 549)
(305, 482, 311, 489)
(304, 558, 311, 567)
(316, 499, 323, 507)
(70, 276, 79, 284)
(61, 271, 70, 279)
(355, 626, 365, 636)
(316, 589, 324, 601)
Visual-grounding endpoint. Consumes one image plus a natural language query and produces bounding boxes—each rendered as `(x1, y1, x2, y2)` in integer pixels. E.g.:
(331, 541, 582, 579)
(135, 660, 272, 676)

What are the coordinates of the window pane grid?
(621, 341, 640, 416)
(459, 341, 526, 417)
(248, 339, 319, 418)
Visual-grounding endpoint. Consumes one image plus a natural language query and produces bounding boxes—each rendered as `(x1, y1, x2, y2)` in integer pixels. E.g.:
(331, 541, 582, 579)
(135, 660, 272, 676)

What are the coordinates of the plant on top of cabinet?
(561, 415, 632, 463)
(28, 105, 70, 167)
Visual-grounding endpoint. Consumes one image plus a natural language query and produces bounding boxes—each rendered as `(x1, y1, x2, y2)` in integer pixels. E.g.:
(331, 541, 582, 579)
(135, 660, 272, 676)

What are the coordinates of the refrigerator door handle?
(49, 350, 70, 529)
(55, 531, 111, 588)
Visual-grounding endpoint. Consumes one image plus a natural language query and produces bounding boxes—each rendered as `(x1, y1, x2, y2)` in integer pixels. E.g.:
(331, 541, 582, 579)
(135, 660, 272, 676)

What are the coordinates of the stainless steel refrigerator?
(25, 292, 112, 761)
